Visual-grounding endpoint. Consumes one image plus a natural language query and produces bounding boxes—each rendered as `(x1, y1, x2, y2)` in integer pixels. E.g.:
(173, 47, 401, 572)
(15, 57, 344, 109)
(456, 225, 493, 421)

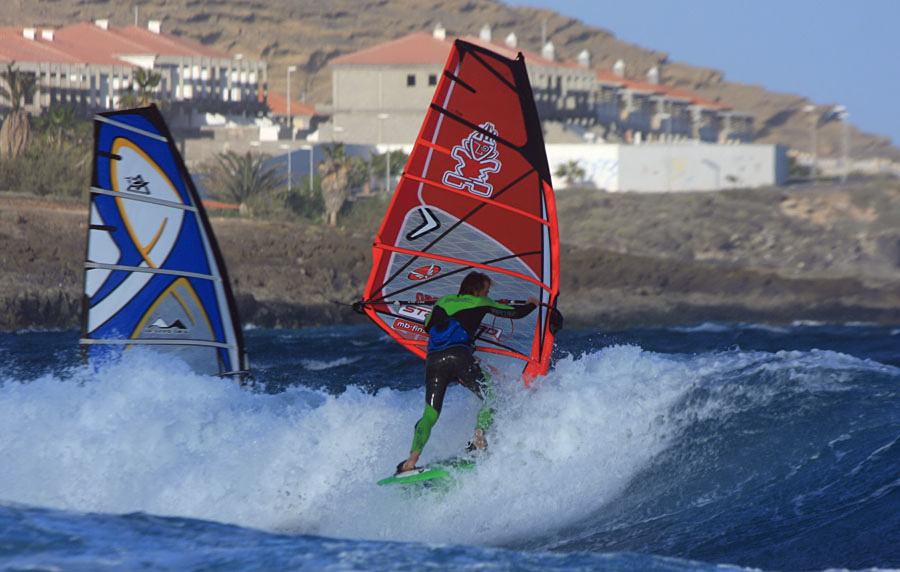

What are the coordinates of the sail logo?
(111, 138, 184, 270)
(408, 264, 441, 281)
(415, 292, 438, 304)
(406, 207, 440, 241)
(481, 325, 504, 341)
(145, 317, 189, 334)
(125, 174, 151, 194)
(442, 122, 501, 198)
(398, 304, 431, 321)
(393, 318, 427, 337)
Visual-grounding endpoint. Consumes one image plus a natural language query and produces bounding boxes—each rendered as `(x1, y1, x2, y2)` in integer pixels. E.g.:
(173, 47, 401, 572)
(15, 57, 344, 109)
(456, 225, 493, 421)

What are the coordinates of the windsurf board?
(377, 456, 476, 486)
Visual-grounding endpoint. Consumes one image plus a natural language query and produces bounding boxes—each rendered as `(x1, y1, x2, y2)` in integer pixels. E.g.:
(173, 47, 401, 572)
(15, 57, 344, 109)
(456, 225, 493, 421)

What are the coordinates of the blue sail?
(81, 105, 247, 377)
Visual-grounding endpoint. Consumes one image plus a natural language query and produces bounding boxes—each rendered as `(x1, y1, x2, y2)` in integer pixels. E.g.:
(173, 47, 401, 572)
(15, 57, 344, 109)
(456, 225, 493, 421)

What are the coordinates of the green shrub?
(0, 107, 91, 197)
(0, 143, 90, 197)
(337, 194, 390, 233)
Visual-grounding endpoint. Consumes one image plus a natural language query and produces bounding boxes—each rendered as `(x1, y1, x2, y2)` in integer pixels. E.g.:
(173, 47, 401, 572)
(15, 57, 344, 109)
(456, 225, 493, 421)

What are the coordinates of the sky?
(502, 0, 898, 147)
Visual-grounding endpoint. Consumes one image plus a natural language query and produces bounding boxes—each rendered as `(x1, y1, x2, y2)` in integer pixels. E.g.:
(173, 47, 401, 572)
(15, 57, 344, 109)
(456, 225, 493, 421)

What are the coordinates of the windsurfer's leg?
(409, 403, 439, 454)
(399, 352, 450, 472)
(475, 368, 495, 435)
(401, 403, 440, 473)
(454, 350, 494, 449)
(470, 370, 494, 450)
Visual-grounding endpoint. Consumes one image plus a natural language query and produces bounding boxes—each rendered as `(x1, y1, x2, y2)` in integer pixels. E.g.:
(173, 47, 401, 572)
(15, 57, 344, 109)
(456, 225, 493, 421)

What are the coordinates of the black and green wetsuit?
(408, 294, 537, 455)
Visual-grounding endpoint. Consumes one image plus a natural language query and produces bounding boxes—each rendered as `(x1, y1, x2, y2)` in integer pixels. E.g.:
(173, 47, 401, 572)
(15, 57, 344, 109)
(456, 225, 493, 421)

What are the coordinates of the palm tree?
(319, 143, 351, 227)
(205, 150, 287, 215)
(119, 68, 164, 109)
(35, 105, 75, 151)
(554, 160, 586, 188)
(0, 62, 37, 159)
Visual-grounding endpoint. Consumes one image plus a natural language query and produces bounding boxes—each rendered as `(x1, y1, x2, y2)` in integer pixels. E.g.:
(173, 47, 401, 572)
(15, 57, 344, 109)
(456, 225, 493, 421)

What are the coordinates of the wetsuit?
(408, 294, 537, 456)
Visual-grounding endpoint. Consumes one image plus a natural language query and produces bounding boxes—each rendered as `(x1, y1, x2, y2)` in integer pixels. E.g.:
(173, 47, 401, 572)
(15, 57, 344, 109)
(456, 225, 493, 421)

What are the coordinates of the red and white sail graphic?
(359, 39, 560, 384)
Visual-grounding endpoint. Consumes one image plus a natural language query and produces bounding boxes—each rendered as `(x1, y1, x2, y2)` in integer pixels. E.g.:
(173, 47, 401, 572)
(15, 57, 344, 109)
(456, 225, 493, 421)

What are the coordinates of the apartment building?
(0, 20, 267, 128)
(327, 25, 753, 146)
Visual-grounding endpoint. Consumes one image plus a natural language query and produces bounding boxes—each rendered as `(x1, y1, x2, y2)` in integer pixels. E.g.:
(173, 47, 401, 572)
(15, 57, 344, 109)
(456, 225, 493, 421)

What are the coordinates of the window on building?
(407, 74, 416, 87)
(428, 74, 437, 86)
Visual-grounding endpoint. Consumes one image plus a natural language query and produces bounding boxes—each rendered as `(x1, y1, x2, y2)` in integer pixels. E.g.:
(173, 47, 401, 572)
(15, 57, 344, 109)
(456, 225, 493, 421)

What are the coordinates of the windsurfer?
(397, 271, 538, 473)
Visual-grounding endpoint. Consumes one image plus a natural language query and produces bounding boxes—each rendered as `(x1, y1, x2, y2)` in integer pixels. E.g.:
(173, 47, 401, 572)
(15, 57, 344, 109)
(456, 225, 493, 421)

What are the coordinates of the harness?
(426, 317, 470, 352)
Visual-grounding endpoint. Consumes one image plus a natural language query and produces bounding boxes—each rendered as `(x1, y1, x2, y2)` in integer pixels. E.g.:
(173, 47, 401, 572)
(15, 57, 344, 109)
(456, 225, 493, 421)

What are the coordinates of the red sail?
(360, 39, 560, 384)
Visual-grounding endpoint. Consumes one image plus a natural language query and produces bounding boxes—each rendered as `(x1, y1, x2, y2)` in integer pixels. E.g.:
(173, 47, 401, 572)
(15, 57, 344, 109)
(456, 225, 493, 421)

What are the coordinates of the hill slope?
(4, 179, 900, 330)
(2, 0, 898, 162)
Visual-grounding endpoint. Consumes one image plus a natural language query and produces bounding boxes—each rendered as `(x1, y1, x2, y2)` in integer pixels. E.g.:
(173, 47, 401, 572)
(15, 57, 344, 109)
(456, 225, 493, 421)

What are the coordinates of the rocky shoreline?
(3, 179, 900, 332)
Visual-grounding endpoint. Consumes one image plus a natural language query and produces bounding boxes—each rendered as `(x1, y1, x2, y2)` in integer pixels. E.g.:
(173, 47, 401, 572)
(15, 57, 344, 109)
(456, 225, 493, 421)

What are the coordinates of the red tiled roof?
(112, 25, 229, 58)
(50, 22, 142, 65)
(594, 69, 626, 87)
(459, 35, 560, 68)
(331, 32, 451, 66)
(331, 30, 579, 71)
(0, 30, 82, 64)
(598, 70, 731, 110)
(653, 82, 730, 110)
(267, 91, 316, 116)
(0, 21, 235, 67)
(330, 30, 731, 112)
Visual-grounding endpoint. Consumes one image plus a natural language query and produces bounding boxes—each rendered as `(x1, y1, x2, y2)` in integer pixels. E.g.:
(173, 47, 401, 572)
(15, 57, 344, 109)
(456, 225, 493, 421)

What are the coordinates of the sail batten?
(80, 338, 233, 349)
(358, 40, 560, 383)
(81, 105, 247, 377)
(90, 186, 200, 211)
(94, 114, 168, 142)
(84, 262, 220, 281)
(373, 245, 548, 289)
(402, 173, 548, 225)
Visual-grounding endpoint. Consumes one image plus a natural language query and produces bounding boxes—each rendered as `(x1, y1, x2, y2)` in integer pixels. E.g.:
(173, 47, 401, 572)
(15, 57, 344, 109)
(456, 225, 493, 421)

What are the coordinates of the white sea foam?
(0, 342, 885, 548)
(300, 356, 362, 371)
(0, 343, 692, 545)
(669, 322, 732, 333)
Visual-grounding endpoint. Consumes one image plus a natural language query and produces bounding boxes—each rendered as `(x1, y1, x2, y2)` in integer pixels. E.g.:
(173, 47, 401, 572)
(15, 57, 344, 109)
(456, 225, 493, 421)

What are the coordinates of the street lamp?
(803, 104, 817, 178)
(286, 65, 297, 192)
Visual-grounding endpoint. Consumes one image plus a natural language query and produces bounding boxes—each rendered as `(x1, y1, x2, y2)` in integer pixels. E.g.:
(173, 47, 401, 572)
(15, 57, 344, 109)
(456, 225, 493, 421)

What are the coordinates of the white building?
(0, 20, 267, 127)
(326, 26, 754, 146)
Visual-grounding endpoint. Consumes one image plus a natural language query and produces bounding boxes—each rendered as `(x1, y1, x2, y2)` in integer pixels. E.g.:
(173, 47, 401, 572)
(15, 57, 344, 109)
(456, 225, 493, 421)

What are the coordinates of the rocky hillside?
(4, 178, 900, 331)
(2, 0, 898, 162)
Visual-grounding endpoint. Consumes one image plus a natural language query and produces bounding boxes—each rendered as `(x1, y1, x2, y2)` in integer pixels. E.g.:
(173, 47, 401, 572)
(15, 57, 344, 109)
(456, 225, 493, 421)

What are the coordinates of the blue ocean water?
(1, 323, 899, 571)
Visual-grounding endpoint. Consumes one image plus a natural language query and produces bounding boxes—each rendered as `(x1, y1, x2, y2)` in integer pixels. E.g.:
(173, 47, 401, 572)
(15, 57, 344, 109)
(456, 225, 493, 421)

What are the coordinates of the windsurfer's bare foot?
(472, 428, 487, 449)
(398, 450, 420, 473)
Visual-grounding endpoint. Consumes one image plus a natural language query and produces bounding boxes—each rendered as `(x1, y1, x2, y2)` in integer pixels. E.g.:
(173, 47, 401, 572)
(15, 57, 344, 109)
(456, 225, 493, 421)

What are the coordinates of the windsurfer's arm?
(485, 297, 538, 320)
(424, 304, 449, 331)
